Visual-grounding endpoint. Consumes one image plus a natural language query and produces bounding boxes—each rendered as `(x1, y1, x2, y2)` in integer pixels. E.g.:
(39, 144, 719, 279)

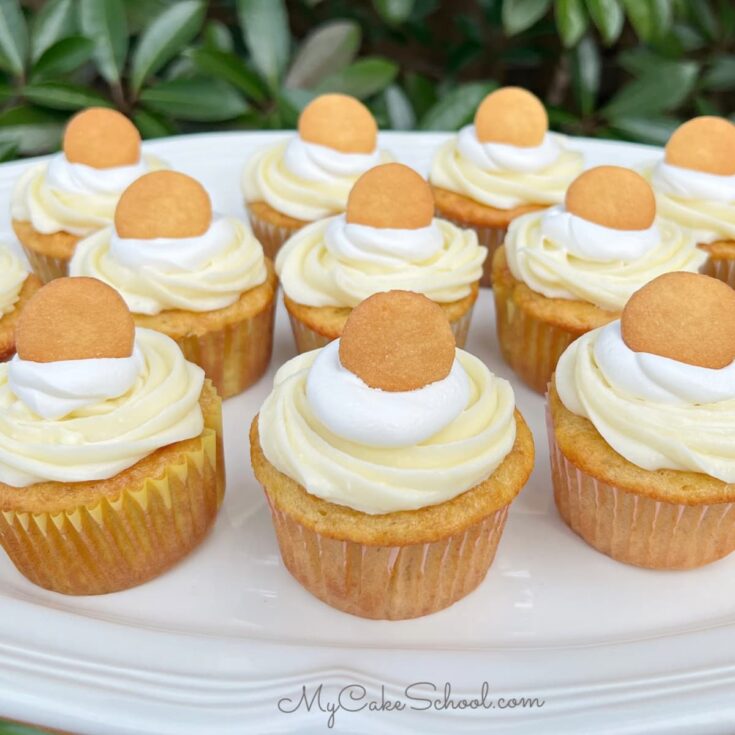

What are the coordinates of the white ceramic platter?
(1, 132, 734, 735)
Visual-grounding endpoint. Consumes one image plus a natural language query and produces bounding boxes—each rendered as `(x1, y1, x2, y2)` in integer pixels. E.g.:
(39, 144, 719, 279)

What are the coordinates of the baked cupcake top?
(11, 108, 165, 237)
(504, 166, 706, 311)
(555, 272, 735, 481)
(241, 94, 393, 221)
(68, 171, 268, 315)
(257, 290, 516, 514)
(649, 116, 735, 244)
(0, 244, 29, 317)
(429, 87, 584, 210)
(276, 163, 486, 306)
(0, 277, 204, 487)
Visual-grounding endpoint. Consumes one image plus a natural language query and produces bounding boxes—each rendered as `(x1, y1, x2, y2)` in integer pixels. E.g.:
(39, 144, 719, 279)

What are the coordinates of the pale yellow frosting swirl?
(11, 154, 165, 237)
(0, 245, 28, 316)
(505, 211, 706, 311)
(0, 328, 204, 487)
(430, 134, 583, 209)
(242, 140, 392, 221)
(258, 348, 517, 515)
(276, 216, 485, 307)
(69, 218, 267, 315)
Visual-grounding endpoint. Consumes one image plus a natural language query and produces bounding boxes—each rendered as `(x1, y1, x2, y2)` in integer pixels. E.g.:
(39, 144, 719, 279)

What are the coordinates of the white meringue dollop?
(283, 137, 382, 183)
(652, 160, 735, 204)
(305, 340, 471, 448)
(45, 153, 150, 196)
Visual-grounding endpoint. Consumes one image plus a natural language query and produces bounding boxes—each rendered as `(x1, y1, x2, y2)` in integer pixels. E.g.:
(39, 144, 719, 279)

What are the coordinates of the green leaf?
(693, 94, 719, 116)
(622, 0, 671, 42)
(404, 72, 437, 119)
(502, 0, 552, 35)
(0, 0, 28, 77)
(586, 0, 623, 44)
(602, 60, 698, 117)
(314, 57, 398, 99)
(133, 107, 175, 138)
(31, 36, 94, 80)
(702, 55, 735, 91)
(78, 0, 128, 85)
(419, 80, 496, 130)
(125, 0, 174, 33)
(279, 87, 316, 116)
(555, 0, 588, 47)
(0, 723, 53, 735)
(571, 35, 600, 115)
(23, 81, 111, 110)
(285, 20, 361, 89)
(691, 0, 717, 40)
(608, 114, 681, 144)
(0, 105, 65, 155)
(203, 20, 234, 53)
(139, 77, 249, 121)
(383, 84, 415, 129)
(373, 0, 415, 24)
(129, 0, 205, 95)
(30, 0, 76, 63)
(189, 47, 267, 101)
(237, 0, 290, 91)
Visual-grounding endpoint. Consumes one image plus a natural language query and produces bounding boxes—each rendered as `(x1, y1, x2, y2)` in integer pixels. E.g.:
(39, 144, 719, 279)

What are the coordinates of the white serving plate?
(1, 132, 734, 735)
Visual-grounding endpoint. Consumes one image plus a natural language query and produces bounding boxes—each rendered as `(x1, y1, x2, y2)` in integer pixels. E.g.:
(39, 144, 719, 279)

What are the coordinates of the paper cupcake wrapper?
(547, 408, 735, 569)
(0, 427, 223, 595)
(265, 494, 510, 619)
(493, 283, 577, 394)
(701, 254, 735, 289)
(20, 244, 70, 284)
(174, 297, 275, 399)
(287, 303, 475, 354)
(439, 215, 506, 288)
(247, 209, 305, 261)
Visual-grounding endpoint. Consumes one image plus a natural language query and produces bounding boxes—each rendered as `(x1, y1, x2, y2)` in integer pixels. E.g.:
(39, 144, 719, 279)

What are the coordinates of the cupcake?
(69, 170, 277, 399)
(648, 116, 735, 286)
(492, 165, 706, 394)
(430, 87, 583, 286)
(0, 245, 41, 361)
(241, 93, 393, 259)
(11, 107, 165, 283)
(0, 277, 224, 594)
(277, 162, 486, 353)
(549, 272, 735, 569)
(251, 290, 534, 619)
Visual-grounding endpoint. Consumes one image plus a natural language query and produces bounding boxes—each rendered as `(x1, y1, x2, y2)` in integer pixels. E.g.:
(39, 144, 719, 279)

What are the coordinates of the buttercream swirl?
(556, 321, 735, 482)
(69, 217, 267, 315)
(648, 161, 735, 244)
(430, 127, 583, 209)
(276, 215, 486, 307)
(11, 153, 164, 237)
(242, 139, 393, 221)
(0, 244, 28, 316)
(258, 347, 517, 514)
(504, 209, 706, 311)
(0, 328, 204, 487)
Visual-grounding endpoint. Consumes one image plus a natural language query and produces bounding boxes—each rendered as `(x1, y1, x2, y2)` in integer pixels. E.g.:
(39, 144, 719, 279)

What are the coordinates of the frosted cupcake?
(242, 93, 393, 259)
(0, 277, 224, 594)
(492, 166, 706, 394)
(11, 108, 164, 283)
(277, 163, 486, 352)
(648, 116, 735, 286)
(430, 87, 583, 286)
(549, 272, 735, 569)
(69, 171, 276, 399)
(251, 291, 534, 619)
(0, 245, 41, 361)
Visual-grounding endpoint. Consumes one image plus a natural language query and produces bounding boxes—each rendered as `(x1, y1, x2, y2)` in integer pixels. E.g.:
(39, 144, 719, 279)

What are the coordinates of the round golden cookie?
(15, 277, 135, 363)
(339, 290, 456, 392)
(63, 107, 141, 169)
(565, 166, 656, 230)
(115, 171, 212, 239)
(621, 272, 735, 369)
(474, 87, 548, 147)
(298, 93, 377, 154)
(346, 163, 434, 229)
(664, 116, 735, 176)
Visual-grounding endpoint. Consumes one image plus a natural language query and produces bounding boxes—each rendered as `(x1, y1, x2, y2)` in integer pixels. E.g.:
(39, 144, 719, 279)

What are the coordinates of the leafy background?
(0, 0, 731, 162)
